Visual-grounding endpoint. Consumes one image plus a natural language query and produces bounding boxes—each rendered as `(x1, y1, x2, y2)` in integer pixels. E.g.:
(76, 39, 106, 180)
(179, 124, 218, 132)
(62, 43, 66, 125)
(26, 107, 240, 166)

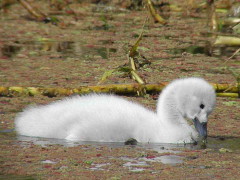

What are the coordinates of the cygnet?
(15, 77, 216, 144)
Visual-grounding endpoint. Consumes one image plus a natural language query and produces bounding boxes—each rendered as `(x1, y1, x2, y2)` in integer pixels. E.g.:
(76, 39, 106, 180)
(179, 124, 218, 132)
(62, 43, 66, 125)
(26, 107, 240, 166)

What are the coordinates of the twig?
(223, 48, 240, 64)
(206, 0, 217, 31)
(145, 0, 167, 24)
(0, 83, 238, 97)
(214, 36, 240, 46)
(18, 0, 47, 21)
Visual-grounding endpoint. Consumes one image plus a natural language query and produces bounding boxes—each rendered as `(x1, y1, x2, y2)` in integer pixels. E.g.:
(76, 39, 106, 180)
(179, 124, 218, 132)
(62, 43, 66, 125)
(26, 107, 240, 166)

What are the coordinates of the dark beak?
(193, 117, 207, 140)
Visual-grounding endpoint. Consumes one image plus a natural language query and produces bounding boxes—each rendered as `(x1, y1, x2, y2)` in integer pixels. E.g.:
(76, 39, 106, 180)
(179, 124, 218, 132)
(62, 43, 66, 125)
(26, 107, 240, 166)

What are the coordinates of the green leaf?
(98, 69, 116, 84)
(85, 160, 93, 165)
(129, 32, 143, 58)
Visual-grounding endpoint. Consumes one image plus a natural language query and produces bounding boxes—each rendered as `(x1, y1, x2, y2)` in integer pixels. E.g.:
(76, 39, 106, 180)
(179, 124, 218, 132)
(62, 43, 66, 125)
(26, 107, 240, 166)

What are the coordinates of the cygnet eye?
(200, 104, 205, 109)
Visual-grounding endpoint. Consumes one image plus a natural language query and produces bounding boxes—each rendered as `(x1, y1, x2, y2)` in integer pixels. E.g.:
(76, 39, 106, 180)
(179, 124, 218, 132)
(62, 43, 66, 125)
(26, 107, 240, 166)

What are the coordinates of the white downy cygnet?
(15, 77, 216, 144)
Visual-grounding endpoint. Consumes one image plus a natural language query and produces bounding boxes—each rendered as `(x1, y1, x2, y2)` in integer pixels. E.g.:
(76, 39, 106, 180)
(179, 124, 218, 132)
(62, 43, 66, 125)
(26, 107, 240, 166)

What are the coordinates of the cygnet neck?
(156, 82, 186, 125)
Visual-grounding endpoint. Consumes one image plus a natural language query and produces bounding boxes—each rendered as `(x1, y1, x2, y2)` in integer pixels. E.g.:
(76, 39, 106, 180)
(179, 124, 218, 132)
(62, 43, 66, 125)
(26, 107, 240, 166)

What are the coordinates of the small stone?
(124, 138, 138, 145)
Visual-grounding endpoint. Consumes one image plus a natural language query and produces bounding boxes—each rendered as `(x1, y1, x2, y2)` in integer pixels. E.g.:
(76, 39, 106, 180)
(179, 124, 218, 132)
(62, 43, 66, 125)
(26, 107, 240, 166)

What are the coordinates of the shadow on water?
(166, 44, 240, 57)
(1, 40, 117, 59)
(166, 45, 207, 55)
(1, 44, 21, 58)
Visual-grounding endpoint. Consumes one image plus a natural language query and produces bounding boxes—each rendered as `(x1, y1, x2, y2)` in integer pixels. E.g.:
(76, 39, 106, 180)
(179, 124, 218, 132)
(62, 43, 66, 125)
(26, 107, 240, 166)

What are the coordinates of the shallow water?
(1, 129, 239, 171)
(12, 134, 240, 152)
(0, 0, 239, 178)
(1, 129, 239, 152)
(120, 155, 183, 172)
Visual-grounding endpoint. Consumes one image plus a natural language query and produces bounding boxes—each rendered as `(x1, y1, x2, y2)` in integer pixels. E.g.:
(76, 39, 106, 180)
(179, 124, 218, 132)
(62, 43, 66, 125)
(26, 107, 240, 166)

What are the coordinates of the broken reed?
(18, 0, 47, 21)
(0, 83, 238, 98)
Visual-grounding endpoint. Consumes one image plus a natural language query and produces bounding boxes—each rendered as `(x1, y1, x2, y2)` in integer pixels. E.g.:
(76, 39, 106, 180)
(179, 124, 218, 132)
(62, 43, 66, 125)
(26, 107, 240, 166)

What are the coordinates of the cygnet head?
(157, 77, 216, 141)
